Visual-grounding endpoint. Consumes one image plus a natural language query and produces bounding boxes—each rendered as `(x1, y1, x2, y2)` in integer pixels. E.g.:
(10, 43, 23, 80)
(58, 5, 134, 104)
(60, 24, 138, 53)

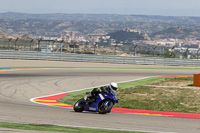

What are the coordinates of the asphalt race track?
(1, 59, 200, 133)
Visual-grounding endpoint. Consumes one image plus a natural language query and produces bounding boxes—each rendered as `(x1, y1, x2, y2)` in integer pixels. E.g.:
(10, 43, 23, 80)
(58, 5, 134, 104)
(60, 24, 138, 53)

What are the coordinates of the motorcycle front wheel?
(98, 100, 113, 114)
(74, 98, 86, 112)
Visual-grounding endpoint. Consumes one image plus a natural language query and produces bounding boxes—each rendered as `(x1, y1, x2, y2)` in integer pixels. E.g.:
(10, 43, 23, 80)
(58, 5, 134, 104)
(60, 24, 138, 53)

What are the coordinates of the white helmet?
(109, 82, 118, 91)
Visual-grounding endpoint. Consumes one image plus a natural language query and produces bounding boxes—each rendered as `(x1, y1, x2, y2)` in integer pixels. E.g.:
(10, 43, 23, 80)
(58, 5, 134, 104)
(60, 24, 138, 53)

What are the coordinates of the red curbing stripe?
(31, 92, 200, 119)
(32, 92, 72, 108)
(111, 108, 200, 119)
(36, 93, 69, 100)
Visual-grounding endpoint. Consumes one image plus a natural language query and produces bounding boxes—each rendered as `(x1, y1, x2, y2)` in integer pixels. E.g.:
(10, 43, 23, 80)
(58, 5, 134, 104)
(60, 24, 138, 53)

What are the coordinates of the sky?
(0, 0, 200, 16)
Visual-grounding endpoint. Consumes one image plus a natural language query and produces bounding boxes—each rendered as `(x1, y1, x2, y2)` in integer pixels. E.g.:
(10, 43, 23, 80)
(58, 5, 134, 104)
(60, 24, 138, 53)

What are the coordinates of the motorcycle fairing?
(84, 91, 118, 112)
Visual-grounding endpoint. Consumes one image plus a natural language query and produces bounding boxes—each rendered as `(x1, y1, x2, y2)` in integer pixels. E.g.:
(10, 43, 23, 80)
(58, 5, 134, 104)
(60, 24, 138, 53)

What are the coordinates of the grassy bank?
(0, 121, 145, 133)
(59, 76, 200, 114)
(58, 77, 168, 106)
(115, 77, 200, 114)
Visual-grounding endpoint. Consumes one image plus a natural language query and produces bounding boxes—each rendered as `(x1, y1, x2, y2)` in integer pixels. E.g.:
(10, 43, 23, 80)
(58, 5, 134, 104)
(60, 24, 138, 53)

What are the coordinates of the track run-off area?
(32, 90, 200, 119)
(1, 59, 200, 133)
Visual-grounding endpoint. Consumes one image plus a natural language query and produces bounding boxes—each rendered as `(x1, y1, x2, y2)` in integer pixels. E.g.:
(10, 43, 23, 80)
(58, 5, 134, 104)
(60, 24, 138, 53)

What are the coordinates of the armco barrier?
(0, 50, 200, 67)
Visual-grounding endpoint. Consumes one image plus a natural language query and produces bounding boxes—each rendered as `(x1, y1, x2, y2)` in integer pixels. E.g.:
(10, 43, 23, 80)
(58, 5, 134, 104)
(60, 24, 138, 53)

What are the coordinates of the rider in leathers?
(84, 82, 118, 103)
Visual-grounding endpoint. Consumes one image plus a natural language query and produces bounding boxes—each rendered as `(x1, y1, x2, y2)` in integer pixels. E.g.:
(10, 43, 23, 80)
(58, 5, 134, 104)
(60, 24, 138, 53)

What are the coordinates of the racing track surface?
(0, 59, 200, 133)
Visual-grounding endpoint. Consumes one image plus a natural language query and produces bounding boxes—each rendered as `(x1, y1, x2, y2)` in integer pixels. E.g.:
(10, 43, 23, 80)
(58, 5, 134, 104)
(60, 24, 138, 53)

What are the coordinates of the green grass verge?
(115, 85, 200, 113)
(59, 76, 200, 114)
(115, 77, 200, 114)
(118, 77, 168, 90)
(58, 77, 168, 106)
(0, 121, 145, 133)
(4, 66, 200, 70)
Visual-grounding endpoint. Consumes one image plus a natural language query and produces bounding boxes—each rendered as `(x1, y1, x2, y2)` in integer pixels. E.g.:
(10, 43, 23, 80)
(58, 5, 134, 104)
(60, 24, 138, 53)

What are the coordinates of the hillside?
(0, 30, 14, 39)
(0, 12, 181, 22)
(0, 30, 33, 40)
(151, 27, 200, 39)
(108, 30, 145, 42)
(1, 12, 200, 39)
(1, 12, 200, 24)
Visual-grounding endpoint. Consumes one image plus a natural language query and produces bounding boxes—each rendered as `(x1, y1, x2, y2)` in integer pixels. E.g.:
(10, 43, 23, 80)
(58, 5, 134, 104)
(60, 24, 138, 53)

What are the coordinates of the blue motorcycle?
(74, 87, 119, 114)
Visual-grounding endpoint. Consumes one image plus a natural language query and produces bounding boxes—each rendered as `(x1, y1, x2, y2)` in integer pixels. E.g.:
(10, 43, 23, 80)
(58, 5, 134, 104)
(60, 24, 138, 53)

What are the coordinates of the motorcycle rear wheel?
(74, 98, 86, 112)
(98, 100, 113, 114)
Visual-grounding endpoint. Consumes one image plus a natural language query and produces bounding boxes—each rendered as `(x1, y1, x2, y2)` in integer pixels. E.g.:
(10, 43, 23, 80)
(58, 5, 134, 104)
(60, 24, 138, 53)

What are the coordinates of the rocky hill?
(0, 30, 33, 40)
(1, 12, 200, 40)
(1, 12, 200, 24)
(0, 12, 183, 22)
(0, 30, 15, 39)
(108, 30, 145, 42)
(151, 27, 200, 39)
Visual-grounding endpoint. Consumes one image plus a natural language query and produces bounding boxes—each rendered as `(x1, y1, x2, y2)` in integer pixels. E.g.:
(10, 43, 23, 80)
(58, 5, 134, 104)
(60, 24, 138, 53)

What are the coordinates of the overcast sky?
(0, 0, 200, 16)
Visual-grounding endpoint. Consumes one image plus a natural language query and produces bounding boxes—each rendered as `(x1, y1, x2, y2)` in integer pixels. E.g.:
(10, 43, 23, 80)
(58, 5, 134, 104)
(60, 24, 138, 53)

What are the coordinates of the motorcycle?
(74, 87, 119, 114)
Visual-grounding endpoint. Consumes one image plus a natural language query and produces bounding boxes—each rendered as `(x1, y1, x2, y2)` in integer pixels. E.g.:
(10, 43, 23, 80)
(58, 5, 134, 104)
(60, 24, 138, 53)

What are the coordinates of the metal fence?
(0, 50, 200, 67)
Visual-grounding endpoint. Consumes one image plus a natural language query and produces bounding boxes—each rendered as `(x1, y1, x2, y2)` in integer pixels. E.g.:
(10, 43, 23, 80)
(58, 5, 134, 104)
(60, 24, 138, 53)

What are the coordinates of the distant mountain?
(108, 30, 145, 42)
(151, 27, 200, 39)
(1, 12, 200, 39)
(0, 30, 15, 39)
(0, 12, 200, 24)
(0, 30, 33, 40)
(0, 12, 139, 21)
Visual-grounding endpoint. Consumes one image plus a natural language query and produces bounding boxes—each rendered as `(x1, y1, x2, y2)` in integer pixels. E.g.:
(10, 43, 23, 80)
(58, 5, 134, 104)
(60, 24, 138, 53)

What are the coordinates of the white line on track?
(30, 76, 155, 107)
(30, 76, 177, 133)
